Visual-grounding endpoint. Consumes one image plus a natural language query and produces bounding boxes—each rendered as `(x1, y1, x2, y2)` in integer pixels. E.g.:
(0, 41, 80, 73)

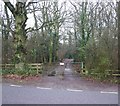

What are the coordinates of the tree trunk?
(13, 2, 27, 64)
(118, 1, 120, 71)
(49, 38, 53, 64)
(80, 2, 88, 67)
(4, 2, 28, 66)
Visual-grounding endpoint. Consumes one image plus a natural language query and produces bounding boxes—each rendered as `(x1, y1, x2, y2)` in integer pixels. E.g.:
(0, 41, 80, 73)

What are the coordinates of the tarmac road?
(2, 83, 118, 104)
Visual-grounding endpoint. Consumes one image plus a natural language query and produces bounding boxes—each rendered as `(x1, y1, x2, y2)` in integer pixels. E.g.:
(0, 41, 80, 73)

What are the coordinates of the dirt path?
(33, 63, 118, 92)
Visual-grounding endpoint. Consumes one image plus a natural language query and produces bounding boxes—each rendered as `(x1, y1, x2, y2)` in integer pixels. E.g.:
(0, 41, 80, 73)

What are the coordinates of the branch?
(26, 20, 54, 33)
(3, 0, 15, 16)
(69, 0, 78, 14)
(26, 2, 37, 7)
(26, 23, 45, 33)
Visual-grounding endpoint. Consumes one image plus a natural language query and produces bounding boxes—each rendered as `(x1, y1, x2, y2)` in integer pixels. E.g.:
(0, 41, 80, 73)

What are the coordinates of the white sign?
(60, 63, 64, 66)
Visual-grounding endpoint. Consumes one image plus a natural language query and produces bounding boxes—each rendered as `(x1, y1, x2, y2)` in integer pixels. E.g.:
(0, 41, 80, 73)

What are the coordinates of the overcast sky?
(0, 0, 117, 28)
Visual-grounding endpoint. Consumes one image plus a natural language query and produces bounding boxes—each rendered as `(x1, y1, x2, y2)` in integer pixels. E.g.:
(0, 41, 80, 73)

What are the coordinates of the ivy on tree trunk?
(4, 1, 28, 65)
(14, 2, 27, 63)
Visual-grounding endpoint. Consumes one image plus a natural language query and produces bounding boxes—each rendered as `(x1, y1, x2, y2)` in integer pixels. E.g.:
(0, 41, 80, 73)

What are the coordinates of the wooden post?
(37, 64, 38, 74)
(81, 62, 83, 69)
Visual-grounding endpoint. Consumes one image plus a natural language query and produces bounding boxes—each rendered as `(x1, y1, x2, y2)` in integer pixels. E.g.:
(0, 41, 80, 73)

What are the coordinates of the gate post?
(81, 62, 83, 69)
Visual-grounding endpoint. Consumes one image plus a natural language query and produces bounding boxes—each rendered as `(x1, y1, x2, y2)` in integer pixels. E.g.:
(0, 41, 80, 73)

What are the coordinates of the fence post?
(81, 62, 83, 69)
(37, 64, 38, 74)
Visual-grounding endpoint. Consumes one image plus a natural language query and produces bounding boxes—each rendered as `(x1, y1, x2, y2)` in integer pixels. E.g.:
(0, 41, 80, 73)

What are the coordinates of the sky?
(0, 0, 117, 28)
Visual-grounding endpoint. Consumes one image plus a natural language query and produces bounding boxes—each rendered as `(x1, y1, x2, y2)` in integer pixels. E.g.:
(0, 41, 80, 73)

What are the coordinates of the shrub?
(2, 63, 43, 77)
(14, 69, 28, 76)
(28, 69, 38, 76)
(2, 69, 16, 75)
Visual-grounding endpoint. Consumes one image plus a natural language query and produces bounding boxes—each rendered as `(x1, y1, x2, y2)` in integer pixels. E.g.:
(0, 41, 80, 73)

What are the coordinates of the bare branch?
(3, 0, 15, 16)
(26, 2, 37, 7)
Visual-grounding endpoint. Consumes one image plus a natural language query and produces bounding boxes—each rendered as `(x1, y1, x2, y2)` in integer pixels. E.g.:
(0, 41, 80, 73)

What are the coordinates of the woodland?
(0, 0, 120, 82)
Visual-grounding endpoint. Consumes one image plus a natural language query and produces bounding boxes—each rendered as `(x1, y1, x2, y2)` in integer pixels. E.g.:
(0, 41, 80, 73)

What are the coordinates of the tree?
(67, 1, 118, 73)
(70, 2, 90, 64)
(3, 1, 29, 66)
(31, 1, 67, 64)
(2, 5, 11, 64)
(118, 1, 120, 71)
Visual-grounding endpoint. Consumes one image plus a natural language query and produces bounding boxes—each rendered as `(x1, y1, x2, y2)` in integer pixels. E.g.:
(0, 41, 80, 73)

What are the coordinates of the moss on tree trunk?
(3, 2, 28, 70)
(13, 2, 27, 65)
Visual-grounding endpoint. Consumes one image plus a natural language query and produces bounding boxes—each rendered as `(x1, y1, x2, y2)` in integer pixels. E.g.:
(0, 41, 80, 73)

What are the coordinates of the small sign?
(60, 63, 64, 66)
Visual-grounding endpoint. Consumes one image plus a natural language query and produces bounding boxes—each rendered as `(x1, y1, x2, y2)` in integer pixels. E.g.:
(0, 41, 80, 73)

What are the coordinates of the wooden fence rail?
(0, 63, 43, 74)
(28, 63, 43, 74)
(82, 69, 120, 77)
(0, 64, 15, 70)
